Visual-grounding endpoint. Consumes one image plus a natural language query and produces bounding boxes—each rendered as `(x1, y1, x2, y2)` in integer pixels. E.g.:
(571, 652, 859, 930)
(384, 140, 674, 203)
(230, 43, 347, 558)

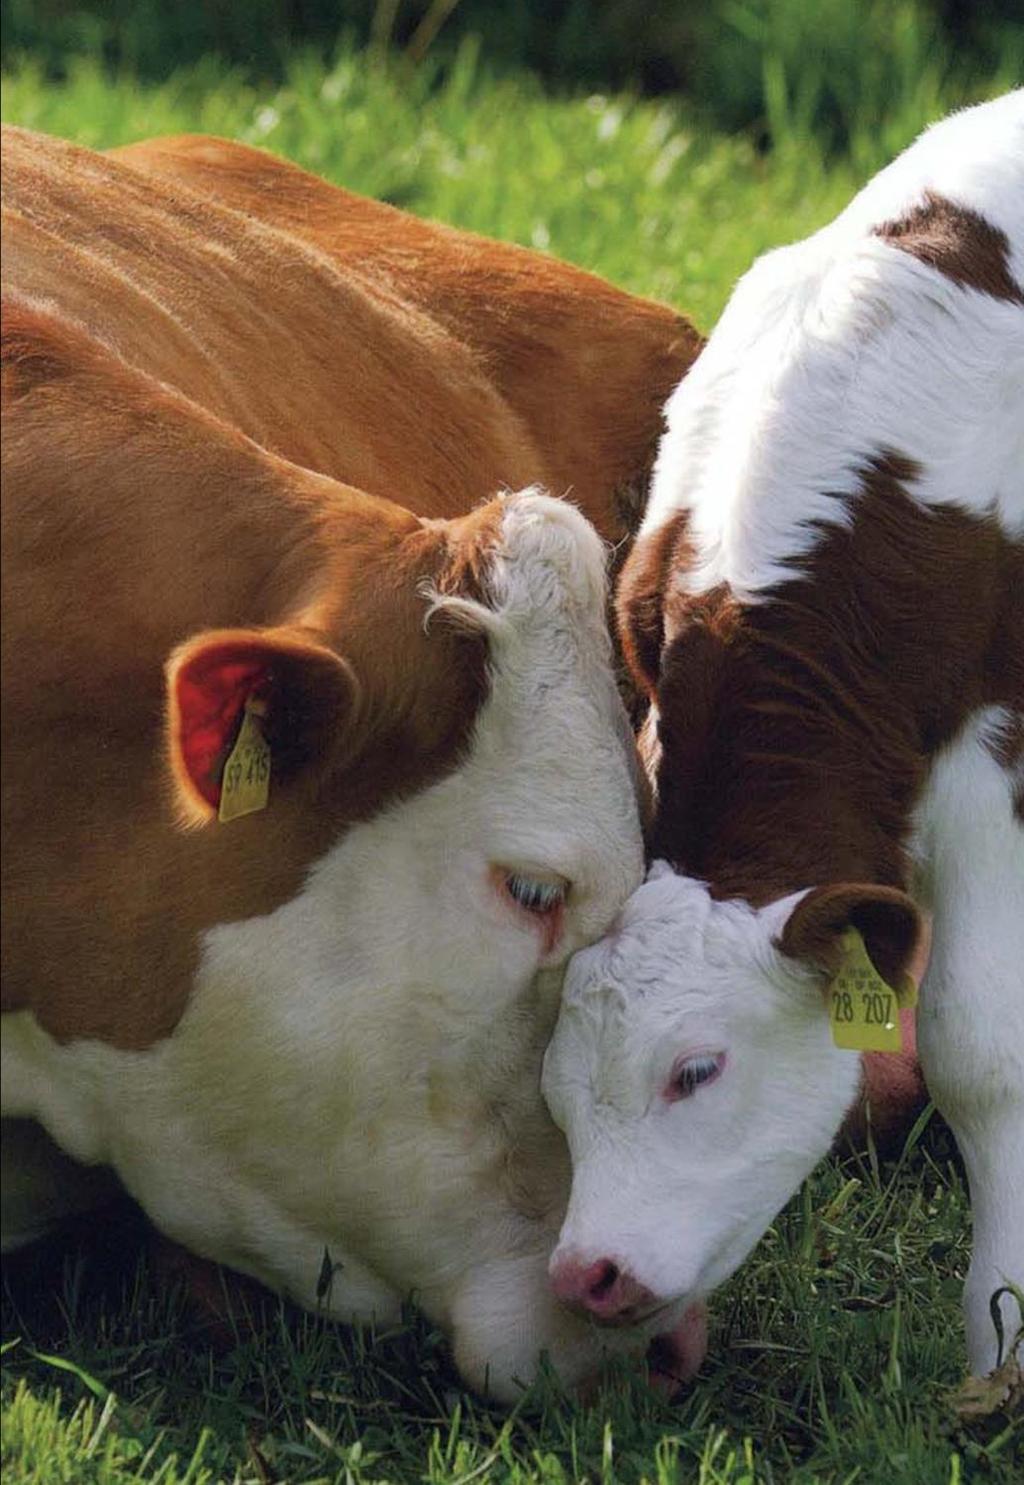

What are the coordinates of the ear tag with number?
(218, 700, 271, 823)
(829, 927, 916, 1053)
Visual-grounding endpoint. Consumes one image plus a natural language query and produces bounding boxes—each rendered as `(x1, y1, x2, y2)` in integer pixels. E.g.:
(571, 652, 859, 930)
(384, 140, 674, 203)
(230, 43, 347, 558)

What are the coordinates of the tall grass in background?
(687, 0, 1020, 162)
(2, 0, 1020, 151)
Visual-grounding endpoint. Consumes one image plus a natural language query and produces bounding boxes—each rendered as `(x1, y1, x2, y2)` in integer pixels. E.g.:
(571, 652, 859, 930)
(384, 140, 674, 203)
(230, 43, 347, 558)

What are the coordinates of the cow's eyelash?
(505, 873, 567, 914)
(668, 1053, 725, 1102)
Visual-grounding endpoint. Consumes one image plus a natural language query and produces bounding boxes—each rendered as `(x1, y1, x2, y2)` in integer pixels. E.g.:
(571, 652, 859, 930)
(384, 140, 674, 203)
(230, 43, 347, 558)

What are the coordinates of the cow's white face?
(542, 866, 861, 1318)
(2, 490, 649, 1403)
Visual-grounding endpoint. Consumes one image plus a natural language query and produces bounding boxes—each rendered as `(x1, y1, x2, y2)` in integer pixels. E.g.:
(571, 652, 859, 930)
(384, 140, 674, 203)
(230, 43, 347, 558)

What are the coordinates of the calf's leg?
(914, 710, 1024, 1374)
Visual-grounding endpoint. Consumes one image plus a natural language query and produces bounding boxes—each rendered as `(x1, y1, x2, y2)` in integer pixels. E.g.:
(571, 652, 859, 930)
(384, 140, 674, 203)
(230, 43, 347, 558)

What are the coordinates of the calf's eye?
(667, 1052, 725, 1102)
(504, 871, 568, 915)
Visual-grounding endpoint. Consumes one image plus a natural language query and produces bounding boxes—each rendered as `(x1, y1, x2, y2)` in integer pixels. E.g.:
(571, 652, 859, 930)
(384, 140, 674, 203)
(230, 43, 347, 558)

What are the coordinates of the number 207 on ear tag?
(829, 927, 914, 1053)
(218, 703, 271, 823)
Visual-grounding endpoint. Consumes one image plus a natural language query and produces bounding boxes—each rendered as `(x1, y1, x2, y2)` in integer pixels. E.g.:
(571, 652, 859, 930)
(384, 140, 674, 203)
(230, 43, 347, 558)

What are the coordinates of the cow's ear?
(778, 883, 921, 988)
(166, 625, 357, 826)
(616, 511, 690, 692)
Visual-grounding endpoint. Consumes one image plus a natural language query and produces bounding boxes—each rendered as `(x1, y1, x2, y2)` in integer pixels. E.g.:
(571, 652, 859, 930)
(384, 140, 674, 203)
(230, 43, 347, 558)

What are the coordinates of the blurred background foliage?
(3, 0, 1021, 155)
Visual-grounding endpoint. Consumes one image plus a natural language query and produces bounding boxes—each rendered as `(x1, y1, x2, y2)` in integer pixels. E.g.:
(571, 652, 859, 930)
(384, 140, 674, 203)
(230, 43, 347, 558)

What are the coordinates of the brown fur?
(1, 303, 496, 1046)
(616, 510, 694, 692)
(619, 453, 1024, 905)
(876, 190, 1024, 306)
(110, 132, 703, 535)
(1, 126, 701, 1048)
(778, 883, 922, 987)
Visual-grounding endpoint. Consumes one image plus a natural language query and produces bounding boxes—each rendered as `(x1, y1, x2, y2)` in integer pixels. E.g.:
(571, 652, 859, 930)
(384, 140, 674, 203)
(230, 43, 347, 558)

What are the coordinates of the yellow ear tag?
(218, 701, 271, 823)
(829, 927, 916, 1053)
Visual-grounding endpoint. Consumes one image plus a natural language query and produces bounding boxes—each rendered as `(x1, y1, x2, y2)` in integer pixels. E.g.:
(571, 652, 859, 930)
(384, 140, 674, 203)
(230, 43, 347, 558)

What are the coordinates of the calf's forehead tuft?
(563, 869, 794, 1023)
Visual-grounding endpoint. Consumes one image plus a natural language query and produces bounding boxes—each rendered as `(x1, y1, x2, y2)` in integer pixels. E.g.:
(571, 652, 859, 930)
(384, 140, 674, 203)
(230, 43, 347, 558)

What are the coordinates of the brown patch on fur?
(875, 190, 1024, 305)
(638, 454, 1023, 903)
(4, 124, 700, 544)
(107, 130, 702, 545)
(1, 300, 83, 397)
(423, 498, 507, 609)
(612, 472, 654, 545)
(0, 308, 497, 1048)
(778, 882, 922, 987)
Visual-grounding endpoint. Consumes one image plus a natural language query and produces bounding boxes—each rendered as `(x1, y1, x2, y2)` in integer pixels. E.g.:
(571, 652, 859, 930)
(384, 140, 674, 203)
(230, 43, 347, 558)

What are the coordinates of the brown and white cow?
(543, 92, 1024, 1376)
(0, 125, 703, 1399)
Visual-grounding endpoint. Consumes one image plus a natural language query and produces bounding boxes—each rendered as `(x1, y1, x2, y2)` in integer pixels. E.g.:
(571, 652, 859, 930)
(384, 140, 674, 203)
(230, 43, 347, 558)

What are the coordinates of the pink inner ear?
(175, 646, 271, 808)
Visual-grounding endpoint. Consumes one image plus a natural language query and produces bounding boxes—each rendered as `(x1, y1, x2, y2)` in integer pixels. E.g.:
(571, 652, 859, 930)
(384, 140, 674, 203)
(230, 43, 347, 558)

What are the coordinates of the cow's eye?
(668, 1053, 725, 1102)
(504, 871, 568, 915)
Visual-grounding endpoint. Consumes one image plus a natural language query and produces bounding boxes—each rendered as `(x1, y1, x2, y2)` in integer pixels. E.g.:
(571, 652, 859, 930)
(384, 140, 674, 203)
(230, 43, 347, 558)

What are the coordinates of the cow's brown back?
(4, 126, 698, 539)
(111, 133, 700, 538)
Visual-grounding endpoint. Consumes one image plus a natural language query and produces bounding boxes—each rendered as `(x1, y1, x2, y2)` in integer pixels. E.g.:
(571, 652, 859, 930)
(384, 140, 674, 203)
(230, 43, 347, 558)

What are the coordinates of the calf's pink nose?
(550, 1254, 655, 1321)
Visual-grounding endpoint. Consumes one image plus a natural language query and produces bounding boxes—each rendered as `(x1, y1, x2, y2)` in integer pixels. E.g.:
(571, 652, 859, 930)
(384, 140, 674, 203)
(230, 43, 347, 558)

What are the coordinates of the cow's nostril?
(585, 1258, 619, 1300)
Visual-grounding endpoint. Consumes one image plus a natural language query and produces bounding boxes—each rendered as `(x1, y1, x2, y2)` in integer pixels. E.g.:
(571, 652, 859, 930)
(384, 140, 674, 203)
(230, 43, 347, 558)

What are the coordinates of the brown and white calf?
(543, 91, 1024, 1375)
(0, 126, 703, 1399)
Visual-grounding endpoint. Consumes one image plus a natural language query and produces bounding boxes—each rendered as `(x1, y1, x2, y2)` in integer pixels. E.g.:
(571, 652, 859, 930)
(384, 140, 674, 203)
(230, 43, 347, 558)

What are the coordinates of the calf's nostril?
(584, 1258, 620, 1300)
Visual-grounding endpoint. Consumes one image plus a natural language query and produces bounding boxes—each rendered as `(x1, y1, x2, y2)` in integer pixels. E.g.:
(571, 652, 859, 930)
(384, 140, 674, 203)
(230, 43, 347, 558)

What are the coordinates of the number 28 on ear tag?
(829, 927, 916, 1053)
(218, 701, 271, 823)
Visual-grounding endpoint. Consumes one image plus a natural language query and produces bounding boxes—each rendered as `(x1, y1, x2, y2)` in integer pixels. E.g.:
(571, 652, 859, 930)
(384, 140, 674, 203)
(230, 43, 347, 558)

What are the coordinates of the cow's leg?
(915, 709, 1024, 1375)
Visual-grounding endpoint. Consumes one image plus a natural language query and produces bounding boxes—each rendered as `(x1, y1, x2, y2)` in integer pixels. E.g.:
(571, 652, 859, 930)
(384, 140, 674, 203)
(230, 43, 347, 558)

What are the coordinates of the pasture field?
(1, 46, 1021, 1485)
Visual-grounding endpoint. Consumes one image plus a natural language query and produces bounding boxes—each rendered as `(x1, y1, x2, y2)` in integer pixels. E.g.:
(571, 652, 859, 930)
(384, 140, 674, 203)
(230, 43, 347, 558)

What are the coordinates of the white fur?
(644, 91, 1024, 601)
(912, 708, 1024, 1371)
(1, 489, 646, 1402)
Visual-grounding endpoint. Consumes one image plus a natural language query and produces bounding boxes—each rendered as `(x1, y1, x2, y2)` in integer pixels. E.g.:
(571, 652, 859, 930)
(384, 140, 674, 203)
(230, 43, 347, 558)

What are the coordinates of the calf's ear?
(778, 883, 921, 988)
(616, 511, 691, 692)
(165, 625, 358, 826)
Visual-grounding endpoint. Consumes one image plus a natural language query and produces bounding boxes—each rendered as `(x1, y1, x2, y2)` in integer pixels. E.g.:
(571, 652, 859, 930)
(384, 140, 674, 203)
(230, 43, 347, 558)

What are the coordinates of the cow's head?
(4, 293, 644, 1035)
(164, 482, 646, 989)
(542, 866, 919, 1321)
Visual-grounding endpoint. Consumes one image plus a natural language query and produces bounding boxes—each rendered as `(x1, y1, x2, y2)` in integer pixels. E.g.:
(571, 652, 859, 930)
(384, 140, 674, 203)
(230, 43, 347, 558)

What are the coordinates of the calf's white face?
(542, 867, 862, 1315)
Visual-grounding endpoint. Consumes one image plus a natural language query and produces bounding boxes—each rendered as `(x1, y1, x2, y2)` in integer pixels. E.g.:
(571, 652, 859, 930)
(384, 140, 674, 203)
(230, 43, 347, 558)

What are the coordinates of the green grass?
(2, 43, 1021, 1485)
(4, 1118, 1019, 1484)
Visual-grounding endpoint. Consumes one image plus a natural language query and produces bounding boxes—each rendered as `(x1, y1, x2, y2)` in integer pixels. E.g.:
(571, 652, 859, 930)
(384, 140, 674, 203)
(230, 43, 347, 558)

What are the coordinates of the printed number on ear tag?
(218, 702, 271, 823)
(829, 927, 915, 1053)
